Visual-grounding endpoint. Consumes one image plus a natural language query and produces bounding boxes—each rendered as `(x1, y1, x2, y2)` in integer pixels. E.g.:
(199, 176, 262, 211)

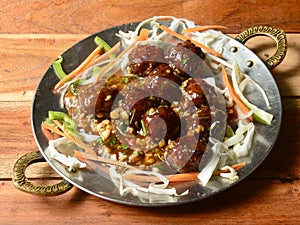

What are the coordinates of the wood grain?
(0, 179, 299, 224)
(0, 0, 299, 34)
(0, 34, 299, 100)
(0, 1, 299, 224)
(0, 34, 86, 98)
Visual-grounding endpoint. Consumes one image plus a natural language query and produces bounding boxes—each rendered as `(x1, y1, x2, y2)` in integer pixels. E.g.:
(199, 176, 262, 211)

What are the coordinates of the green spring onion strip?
(140, 120, 147, 136)
(46, 111, 82, 140)
(53, 56, 67, 80)
(94, 36, 112, 52)
(129, 109, 136, 124)
(70, 80, 79, 96)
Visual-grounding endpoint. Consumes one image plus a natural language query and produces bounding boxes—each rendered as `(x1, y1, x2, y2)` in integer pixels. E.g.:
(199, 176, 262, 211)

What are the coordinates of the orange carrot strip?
(93, 40, 138, 83)
(189, 39, 222, 58)
(136, 28, 150, 41)
(122, 162, 247, 183)
(167, 172, 199, 183)
(121, 172, 199, 183)
(158, 25, 222, 57)
(52, 120, 92, 152)
(54, 45, 103, 91)
(74, 150, 109, 172)
(45, 121, 135, 170)
(212, 59, 221, 65)
(231, 162, 247, 170)
(91, 28, 151, 78)
(88, 42, 121, 67)
(42, 121, 136, 170)
(41, 122, 65, 138)
(74, 150, 137, 170)
(183, 25, 228, 33)
(73, 150, 88, 160)
(56, 40, 124, 90)
(221, 66, 251, 115)
(169, 162, 246, 182)
(121, 174, 160, 183)
(158, 24, 188, 41)
(90, 54, 101, 62)
(41, 123, 58, 140)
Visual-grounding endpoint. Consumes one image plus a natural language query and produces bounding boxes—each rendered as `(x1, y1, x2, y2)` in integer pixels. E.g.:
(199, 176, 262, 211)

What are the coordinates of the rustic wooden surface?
(0, 0, 299, 224)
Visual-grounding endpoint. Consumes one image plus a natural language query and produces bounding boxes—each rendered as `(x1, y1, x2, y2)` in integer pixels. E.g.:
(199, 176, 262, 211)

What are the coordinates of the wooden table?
(1, 0, 299, 224)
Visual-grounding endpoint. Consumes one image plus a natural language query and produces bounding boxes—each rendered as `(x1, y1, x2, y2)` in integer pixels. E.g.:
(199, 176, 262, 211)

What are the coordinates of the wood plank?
(1, 0, 299, 223)
(0, 0, 299, 34)
(0, 179, 299, 224)
(0, 34, 86, 98)
(0, 34, 299, 99)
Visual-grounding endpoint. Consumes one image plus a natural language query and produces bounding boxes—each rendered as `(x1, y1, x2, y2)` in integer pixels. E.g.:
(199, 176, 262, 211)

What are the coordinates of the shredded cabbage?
(220, 166, 239, 180)
(47, 137, 86, 170)
(233, 122, 255, 157)
(109, 166, 189, 197)
(232, 62, 273, 125)
(199, 121, 255, 185)
(197, 143, 221, 186)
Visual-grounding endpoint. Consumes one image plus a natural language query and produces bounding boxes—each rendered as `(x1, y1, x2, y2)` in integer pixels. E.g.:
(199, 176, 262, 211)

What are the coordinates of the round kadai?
(14, 16, 286, 206)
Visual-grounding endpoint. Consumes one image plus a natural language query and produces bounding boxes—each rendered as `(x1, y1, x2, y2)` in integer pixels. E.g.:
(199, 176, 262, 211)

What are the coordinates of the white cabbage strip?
(198, 122, 255, 185)
(109, 166, 189, 197)
(47, 137, 86, 170)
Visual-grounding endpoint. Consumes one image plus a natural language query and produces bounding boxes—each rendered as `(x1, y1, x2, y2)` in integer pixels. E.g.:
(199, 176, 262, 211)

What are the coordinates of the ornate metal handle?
(13, 151, 73, 195)
(235, 25, 287, 69)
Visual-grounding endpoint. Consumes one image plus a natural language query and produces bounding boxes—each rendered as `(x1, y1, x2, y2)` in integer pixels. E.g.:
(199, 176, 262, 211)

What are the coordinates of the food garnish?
(41, 16, 274, 197)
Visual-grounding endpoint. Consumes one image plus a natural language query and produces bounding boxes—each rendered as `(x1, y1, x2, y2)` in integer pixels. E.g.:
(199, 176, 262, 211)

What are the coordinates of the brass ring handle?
(13, 151, 73, 195)
(235, 25, 287, 69)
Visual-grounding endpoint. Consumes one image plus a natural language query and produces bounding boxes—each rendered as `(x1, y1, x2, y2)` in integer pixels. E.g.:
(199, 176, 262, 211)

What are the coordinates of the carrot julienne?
(54, 45, 103, 91)
(41, 123, 56, 140)
(43, 120, 138, 170)
(88, 42, 121, 67)
(182, 25, 228, 33)
(43, 120, 93, 155)
(41, 122, 64, 139)
(52, 120, 92, 151)
(190, 38, 222, 57)
(41, 124, 57, 140)
(45, 116, 247, 184)
(73, 149, 137, 170)
(91, 29, 150, 83)
(121, 173, 198, 183)
(158, 24, 222, 57)
(136, 28, 150, 41)
(120, 162, 246, 183)
(221, 65, 252, 116)
(93, 39, 138, 83)
(170, 162, 246, 182)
